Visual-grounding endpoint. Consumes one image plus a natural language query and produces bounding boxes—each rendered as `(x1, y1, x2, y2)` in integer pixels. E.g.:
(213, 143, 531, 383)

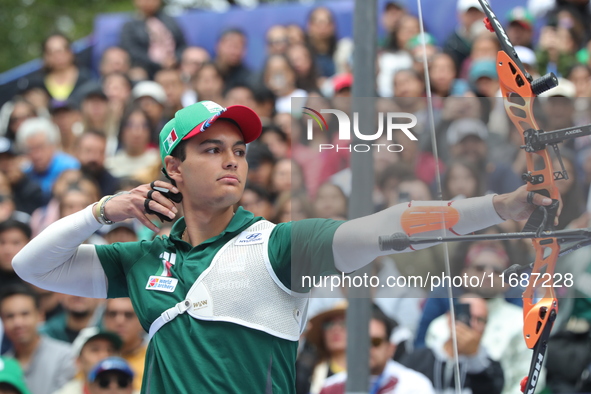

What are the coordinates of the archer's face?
(169, 121, 248, 210)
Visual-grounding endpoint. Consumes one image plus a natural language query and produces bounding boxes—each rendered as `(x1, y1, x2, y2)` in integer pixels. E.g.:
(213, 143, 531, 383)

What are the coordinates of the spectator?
(379, 1, 407, 49)
(306, 7, 338, 78)
(469, 59, 500, 98)
(74, 130, 120, 196)
(313, 183, 347, 220)
(0, 193, 30, 225)
(58, 185, 101, 221)
(418, 239, 536, 394)
(397, 177, 432, 202)
(192, 62, 225, 105)
(214, 29, 252, 89)
(17, 80, 51, 115)
(260, 125, 289, 160)
(245, 142, 275, 190)
(154, 68, 184, 120)
(101, 299, 147, 392)
(0, 137, 44, 215)
(253, 86, 277, 126)
(378, 14, 417, 97)
(86, 358, 134, 394)
(505, 7, 535, 49)
(0, 220, 31, 289)
(536, 24, 578, 78)
(119, 0, 186, 78)
(99, 47, 131, 78)
(1, 97, 37, 143)
(53, 327, 122, 394)
(393, 68, 426, 101)
(29, 170, 97, 237)
(0, 285, 75, 394)
(238, 184, 274, 219)
(266, 25, 289, 56)
(263, 54, 307, 114)
(131, 81, 167, 141)
(443, 0, 485, 71)
(319, 305, 434, 394)
(272, 191, 292, 224)
(223, 83, 257, 110)
(447, 118, 522, 195)
(443, 159, 485, 200)
(106, 107, 159, 180)
(16, 117, 80, 204)
(49, 100, 83, 156)
(286, 24, 306, 46)
(101, 221, 138, 245)
(40, 294, 103, 344)
(402, 296, 504, 394)
(179, 46, 210, 107)
(270, 158, 292, 196)
(407, 33, 438, 76)
(0, 357, 31, 394)
(551, 152, 584, 230)
(32, 33, 93, 102)
(286, 44, 319, 92)
(430, 52, 469, 98)
(102, 73, 133, 151)
(460, 32, 500, 79)
(77, 83, 110, 138)
(297, 302, 347, 394)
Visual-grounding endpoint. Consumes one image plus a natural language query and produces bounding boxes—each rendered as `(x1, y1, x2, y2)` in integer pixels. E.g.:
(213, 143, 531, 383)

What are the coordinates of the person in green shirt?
(13, 100, 552, 393)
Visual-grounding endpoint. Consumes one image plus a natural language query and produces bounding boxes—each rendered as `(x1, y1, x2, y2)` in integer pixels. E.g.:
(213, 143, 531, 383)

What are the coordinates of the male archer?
(13, 100, 553, 393)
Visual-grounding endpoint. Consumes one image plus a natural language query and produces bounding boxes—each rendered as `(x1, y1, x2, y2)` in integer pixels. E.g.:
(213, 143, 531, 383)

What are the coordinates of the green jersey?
(95, 207, 343, 393)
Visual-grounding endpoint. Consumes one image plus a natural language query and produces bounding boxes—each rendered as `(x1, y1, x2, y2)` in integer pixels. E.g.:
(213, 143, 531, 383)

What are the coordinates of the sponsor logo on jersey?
(157, 251, 176, 277)
(145, 276, 178, 292)
(193, 299, 208, 310)
(235, 231, 264, 245)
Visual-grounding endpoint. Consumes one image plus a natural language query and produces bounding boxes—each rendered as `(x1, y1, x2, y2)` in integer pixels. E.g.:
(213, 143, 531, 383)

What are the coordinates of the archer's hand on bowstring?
(492, 184, 562, 226)
(94, 180, 181, 232)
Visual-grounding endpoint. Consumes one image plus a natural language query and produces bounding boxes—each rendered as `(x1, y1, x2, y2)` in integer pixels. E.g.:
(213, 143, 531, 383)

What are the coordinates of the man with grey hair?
(16, 117, 79, 204)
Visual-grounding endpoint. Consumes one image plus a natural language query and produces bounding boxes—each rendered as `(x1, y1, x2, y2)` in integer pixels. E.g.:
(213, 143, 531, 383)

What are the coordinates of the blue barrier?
(1, 0, 529, 92)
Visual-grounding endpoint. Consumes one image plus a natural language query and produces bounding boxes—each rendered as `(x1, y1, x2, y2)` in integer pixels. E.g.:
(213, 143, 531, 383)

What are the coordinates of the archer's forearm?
(332, 195, 504, 273)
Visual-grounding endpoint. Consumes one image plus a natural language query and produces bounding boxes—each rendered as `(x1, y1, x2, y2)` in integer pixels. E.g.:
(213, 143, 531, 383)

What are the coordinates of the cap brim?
(183, 105, 262, 144)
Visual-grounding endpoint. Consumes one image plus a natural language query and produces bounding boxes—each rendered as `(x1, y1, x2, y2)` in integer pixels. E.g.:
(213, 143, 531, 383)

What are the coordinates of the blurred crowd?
(3, 0, 591, 393)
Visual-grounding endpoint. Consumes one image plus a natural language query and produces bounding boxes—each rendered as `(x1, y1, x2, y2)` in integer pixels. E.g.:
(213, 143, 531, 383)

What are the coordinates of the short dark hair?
(372, 304, 398, 339)
(219, 28, 246, 41)
(0, 284, 40, 313)
(170, 139, 188, 163)
(75, 129, 107, 148)
(0, 219, 32, 240)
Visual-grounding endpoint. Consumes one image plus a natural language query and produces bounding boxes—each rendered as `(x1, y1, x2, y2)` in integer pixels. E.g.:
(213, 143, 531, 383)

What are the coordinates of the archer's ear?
(164, 156, 182, 183)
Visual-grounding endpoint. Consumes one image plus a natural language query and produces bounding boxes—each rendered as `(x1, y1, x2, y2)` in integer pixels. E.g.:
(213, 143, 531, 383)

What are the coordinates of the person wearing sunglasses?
(319, 305, 434, 394)
(423, 243, 543, 394)
(87, 357, 134, 394)
(299, 302, 347, 394)
(402, 295, 504, 394)
(101, 299, 147, 392)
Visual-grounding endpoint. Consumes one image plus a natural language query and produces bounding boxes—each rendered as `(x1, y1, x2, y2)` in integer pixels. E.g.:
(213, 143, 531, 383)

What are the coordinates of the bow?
(479, 1, 560, 392)
(392, 1, 591, 393)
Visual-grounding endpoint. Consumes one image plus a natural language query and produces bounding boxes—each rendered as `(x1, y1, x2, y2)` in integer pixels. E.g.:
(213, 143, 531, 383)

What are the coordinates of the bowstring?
(416, 2, 462, 393)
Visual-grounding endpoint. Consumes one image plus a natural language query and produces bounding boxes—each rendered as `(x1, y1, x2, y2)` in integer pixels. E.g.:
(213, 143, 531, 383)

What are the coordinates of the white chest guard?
(149, 220, 309, 341)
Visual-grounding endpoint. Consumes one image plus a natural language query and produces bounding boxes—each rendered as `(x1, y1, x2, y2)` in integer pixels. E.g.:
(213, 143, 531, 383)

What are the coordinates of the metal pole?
(346, 0, 377, 393)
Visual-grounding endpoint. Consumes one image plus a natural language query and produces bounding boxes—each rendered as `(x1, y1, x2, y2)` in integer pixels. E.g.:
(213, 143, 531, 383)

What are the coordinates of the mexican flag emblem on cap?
(163, 129, 178, 154)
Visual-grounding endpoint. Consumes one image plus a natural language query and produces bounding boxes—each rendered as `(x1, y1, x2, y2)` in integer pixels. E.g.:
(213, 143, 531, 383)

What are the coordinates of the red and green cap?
(159, 100, 262, 167)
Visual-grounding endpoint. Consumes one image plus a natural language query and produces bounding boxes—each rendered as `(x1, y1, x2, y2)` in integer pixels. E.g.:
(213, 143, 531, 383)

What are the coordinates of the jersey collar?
(169, 207, 257, 246)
